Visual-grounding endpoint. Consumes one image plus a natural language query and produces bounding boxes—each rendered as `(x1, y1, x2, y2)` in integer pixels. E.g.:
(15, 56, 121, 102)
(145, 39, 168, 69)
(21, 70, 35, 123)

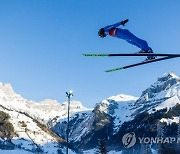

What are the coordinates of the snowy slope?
(0, 82, 90, 153)
(0, 104, 67, 153)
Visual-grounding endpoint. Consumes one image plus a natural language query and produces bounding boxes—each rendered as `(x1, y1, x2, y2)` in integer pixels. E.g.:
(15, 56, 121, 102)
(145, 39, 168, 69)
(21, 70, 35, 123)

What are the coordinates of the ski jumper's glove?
(121, 19, 129, 26)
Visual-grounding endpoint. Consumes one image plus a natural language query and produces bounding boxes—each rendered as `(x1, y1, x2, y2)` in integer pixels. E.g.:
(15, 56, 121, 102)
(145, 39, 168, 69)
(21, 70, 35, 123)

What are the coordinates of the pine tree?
(177, 116, 180, 138)
(157, 121, 165, 154)
(177, 116, 180, 153)
(157, 121, 164, 138)
(95, 138, 108, 154)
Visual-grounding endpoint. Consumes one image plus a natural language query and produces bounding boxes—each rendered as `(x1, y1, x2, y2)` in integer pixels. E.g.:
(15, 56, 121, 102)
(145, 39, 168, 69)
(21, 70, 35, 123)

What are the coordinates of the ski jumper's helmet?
(98, 28, 106, 37)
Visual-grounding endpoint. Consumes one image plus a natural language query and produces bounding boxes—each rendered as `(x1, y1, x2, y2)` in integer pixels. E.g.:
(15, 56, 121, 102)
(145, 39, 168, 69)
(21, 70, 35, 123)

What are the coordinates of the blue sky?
(0, 0, 180, 108)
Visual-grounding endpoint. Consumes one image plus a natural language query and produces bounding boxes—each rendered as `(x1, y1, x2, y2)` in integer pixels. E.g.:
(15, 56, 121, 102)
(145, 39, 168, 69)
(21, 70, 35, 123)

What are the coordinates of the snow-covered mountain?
(57, 72, 179, 153)
(0, 82, 90, 123)
(0, 82, 90, 153)
(0, 71, 179, 153)
(134, 71, 180, 113)
(109, 72, 180, 153)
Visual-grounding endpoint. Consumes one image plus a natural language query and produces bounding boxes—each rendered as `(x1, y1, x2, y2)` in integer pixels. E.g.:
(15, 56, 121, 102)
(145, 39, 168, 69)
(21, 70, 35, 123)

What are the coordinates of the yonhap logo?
(122, 132, 180, 148)
(122, 132, 136, 148)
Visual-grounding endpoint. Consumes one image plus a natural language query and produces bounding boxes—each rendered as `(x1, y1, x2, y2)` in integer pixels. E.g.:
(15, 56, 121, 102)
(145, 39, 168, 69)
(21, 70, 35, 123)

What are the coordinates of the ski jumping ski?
(83, 53, 180, 72)
(83, 53, 180, 57)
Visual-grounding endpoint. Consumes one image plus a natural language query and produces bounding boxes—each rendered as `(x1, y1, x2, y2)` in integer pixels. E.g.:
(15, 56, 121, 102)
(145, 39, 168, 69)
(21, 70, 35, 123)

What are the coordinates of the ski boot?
(144, 55, 156, 62)
(140, 48, 157, 61)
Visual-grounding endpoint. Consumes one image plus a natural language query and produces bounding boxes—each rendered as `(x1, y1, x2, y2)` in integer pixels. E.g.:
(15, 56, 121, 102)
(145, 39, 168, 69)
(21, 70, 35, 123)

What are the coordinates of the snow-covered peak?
(156, 71, 180, 84)
(0, 82, 15, 96)
(108, 94, 138, 102)
(92, 94, 138, 134)
(96, 94, 138, 113)
(162, 71, 179, 79)
(135, 72, 180, 113)
(140, 72, 180, 100)
(61, 100, 90, 111)
(40, 99, 60, 106)
(0, 82, 91, 126)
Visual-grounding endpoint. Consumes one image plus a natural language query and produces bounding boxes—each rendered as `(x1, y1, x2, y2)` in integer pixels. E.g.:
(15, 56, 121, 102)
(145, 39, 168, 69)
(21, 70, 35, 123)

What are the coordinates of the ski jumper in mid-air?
(98, 19, 156, 61)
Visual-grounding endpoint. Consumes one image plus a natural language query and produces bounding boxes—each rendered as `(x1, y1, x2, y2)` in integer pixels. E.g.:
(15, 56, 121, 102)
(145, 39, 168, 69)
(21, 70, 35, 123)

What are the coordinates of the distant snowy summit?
(0, 82, 91, 124)
(0, 82, 15, 96)
(94, 94, 139, 134)
(108, 94, 138, 102)
(135, 71, 180, 113)
(96, 94, 138, 114)
(61, 100, 91, 111)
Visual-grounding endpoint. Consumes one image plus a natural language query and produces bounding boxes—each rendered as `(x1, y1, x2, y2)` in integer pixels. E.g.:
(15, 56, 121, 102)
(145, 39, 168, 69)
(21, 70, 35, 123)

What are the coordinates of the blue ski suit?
(104, 21, 151, 51)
